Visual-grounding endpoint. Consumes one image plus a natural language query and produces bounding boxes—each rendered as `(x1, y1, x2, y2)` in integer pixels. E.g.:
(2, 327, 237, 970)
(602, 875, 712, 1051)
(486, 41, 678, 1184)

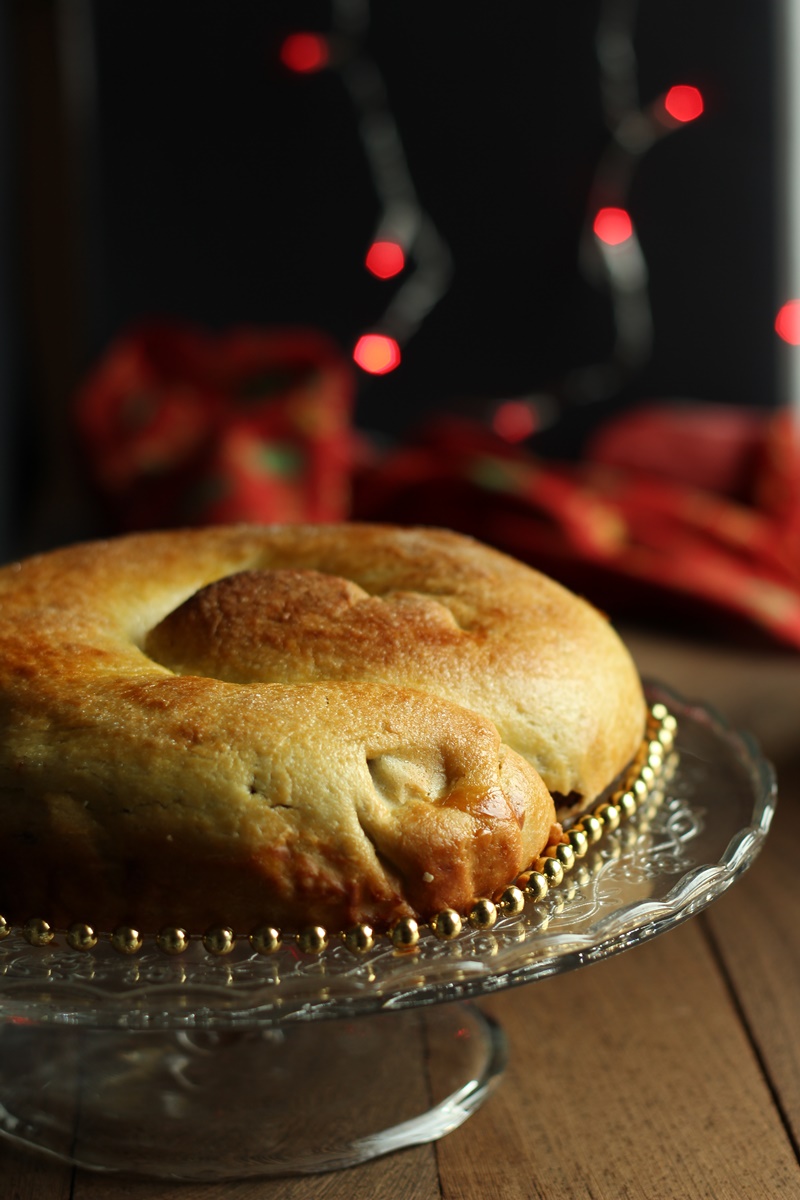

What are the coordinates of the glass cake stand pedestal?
(0, 686, 776, 1180)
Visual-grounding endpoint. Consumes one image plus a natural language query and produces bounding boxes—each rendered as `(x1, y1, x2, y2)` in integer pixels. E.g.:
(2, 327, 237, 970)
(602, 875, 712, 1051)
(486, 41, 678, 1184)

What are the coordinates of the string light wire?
(568, 0, 704, 406)
(284, 4, 703, 402)
(283, 0, 452, 375)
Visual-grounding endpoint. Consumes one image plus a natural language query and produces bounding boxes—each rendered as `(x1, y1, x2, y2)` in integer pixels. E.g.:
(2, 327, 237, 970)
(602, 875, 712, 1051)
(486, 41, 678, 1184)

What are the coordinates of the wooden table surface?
(0, 629, 797, 1199)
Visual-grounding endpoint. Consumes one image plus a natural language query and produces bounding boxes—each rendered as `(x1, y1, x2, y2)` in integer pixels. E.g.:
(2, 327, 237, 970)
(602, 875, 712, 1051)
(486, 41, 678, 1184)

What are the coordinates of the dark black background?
(87, 2, 775, 432)
(3, 1, 777, 556)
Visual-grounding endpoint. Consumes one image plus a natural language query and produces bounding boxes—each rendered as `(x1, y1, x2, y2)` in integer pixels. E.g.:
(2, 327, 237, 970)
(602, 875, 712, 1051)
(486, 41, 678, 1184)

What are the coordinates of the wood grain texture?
(0, 1011, 443, 1200)
(0, 1140, 73, 1200)
(625, 627, 800, 766)
(0, 634, 797, 1198)
(0, 1144, 441, 1200)
(434, 922, 799, 1200)
(704, 759, 800, 1156)
(68, 1144, 440, 1200)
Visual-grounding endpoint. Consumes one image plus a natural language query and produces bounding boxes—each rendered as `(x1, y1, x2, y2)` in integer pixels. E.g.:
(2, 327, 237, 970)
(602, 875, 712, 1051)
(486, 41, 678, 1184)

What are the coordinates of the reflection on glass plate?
(0, 684, 776, 1030)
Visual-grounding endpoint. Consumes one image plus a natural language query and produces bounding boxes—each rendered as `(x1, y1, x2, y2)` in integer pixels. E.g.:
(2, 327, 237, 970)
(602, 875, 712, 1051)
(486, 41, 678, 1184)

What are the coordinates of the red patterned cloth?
(353, 409, 800, 649)
(75, 324, 800, 649)
(76, 323, 356, 529)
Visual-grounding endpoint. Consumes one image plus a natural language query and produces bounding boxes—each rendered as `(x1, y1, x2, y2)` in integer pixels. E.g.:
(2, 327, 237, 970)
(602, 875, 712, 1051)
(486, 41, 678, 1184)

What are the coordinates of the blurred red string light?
(492, 400, 538, 443)
(278, 9, 705, 397)
(365, 241, 406, 279)
(664, 84, 704, 123)
(775, 300, 800, 345)
(353, 334, 401, 374)
(593, 207, 634, 246)
(279, 15, 451, 381)
(280, 32, 329, 74)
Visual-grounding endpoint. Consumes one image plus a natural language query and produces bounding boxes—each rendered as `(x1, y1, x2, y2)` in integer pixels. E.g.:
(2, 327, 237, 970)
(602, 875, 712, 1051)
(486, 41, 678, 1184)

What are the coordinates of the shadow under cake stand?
(0, 685, 775, 1180)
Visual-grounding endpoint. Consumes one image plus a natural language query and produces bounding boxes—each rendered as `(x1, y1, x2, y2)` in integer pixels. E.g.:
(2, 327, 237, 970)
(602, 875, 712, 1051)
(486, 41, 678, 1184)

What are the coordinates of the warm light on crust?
(0, 704, 673, 953)
(0, 524, 647, 936)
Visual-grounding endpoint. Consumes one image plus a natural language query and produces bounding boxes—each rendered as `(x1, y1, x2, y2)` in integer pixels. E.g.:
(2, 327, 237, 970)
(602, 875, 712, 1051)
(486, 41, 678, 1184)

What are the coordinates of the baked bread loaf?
(0, 524, 646, 935)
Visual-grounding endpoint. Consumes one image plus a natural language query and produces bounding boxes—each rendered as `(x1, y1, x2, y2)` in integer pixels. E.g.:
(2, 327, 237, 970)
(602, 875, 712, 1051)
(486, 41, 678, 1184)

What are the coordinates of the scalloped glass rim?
(0, 682, 776, 1029)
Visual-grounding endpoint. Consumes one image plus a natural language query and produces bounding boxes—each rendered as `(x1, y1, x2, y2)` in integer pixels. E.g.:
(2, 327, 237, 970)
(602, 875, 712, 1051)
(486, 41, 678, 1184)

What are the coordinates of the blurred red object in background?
(586, 403, 767, 499)
(75, 325, 800, 650)
(353, 407, 800, 649)
(76, 323, 356, 529)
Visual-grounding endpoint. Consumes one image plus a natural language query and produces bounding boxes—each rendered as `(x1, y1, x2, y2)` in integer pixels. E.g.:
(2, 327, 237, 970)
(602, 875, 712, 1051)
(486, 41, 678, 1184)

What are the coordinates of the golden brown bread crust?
(0, 524, 646, 933)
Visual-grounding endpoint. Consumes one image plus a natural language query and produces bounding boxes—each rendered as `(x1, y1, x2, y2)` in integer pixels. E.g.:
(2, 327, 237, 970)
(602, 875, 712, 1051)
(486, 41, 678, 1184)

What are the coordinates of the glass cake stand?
(0, 684, 776, 1180)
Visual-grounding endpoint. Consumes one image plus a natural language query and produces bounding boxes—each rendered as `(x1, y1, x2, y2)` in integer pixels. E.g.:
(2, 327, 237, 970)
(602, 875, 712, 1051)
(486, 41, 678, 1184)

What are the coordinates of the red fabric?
(75, 324, 800, 649)
(75, 323, 356, 528)
(353, 410, 800, 649)
(586, 403, 768, 498)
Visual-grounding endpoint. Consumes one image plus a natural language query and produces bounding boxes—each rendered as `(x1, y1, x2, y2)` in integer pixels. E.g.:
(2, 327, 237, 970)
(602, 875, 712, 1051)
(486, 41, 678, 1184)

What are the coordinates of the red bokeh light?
(365, 241, 406, 279)
(353, 334, 401, 375)
(664, 85, 705, 123)
(775, 300, 800, 345)
(280, 33, 329, 74)
(593, 207, 634, 246)
(492, 400, 537, 443)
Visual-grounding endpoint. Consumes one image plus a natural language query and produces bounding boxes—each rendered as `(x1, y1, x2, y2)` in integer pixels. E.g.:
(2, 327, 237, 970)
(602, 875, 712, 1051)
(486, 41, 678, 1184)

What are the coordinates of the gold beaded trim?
(0, 704, 676, 958)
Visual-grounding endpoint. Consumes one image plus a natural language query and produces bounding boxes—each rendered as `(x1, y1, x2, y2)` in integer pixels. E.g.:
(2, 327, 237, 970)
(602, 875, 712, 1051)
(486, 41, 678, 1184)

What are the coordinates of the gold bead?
(662, 714, 677, 734)
(542, 857, 564, 887)
(22, 918, 54, 947)
(595, 803, 621, 832)
(391, 917, 420, 949)
(658, 727, 675, 750)
(250, 925, 282, 955)
(647, 753, 664, 773)
(156, 926, 190, 955)
(297, 926, 328, 954)
(469, 898, 497, 930)
(579, 813, 603, 845)
(632, 777, 649, 800)
(651, 702, 668, 721)
(110, 925, 143, 955)
(640, 764, 656, 788)
(202, 927, 235, 956)
(616, 791, 637, 820)
(0, 917, 10, 940)
(343, 924, 375, 954)
(648, 739, 665, 760)
(555, 843, 576, 871)
(431, 909, 462, 940)
(499, 885, 525, 916)
(66, 922, 98, 951)
(523, 871, 549, 902)
(567, 828, 589, 858)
